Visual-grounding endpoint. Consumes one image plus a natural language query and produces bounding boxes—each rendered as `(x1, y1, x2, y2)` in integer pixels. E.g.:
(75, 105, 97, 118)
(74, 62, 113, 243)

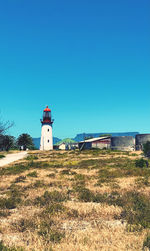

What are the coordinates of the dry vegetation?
(0, 149, 150, 250)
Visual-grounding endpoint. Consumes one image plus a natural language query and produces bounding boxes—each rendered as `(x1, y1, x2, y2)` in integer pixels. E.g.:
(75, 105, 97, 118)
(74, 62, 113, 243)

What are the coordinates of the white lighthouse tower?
(40, 106, 54, 150)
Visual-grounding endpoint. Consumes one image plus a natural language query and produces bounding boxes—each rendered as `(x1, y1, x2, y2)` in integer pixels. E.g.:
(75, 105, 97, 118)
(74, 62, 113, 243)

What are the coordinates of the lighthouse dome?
(44, 106, 51, 112)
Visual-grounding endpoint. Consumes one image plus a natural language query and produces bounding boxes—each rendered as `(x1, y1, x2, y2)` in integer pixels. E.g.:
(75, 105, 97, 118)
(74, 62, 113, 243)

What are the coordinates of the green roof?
(55, 138, 76, 145)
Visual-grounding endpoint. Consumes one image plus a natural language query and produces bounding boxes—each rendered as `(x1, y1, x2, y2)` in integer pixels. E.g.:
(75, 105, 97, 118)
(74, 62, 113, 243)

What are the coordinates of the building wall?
(92, 142, 110, 149)
(135, 134, 150, 150)
(79, 139, 111, 150)
(111, 136, 135, 151)
(78, 142, 92, 150)
(40, 124, 53, 150)
(58, 143, 66, 150)
(92, 139, 111, 149)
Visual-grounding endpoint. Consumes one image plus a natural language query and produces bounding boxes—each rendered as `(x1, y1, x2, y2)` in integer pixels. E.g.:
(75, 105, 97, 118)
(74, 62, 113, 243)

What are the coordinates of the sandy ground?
(0, 152, 27, 167)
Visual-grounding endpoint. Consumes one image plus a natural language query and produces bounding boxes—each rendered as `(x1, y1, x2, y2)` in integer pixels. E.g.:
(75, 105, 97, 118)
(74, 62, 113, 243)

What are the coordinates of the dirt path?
(0, 152, 27, 167)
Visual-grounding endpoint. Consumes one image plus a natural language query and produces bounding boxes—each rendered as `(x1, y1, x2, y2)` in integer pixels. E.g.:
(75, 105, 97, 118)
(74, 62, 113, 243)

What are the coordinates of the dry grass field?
(0, 149, 150, 251)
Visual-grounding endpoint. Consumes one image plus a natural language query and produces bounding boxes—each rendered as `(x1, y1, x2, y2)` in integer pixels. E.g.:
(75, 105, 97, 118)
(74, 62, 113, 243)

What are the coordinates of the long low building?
(78, 136, 111, 150)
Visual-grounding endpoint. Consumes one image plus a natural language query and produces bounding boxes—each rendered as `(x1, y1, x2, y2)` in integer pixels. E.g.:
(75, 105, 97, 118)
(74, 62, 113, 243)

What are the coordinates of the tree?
(2, 135, 15, 151)
(0, 118, 14, 151)
(143, 141, 150, 158)
(17, 133, 34, 150)
(0, 120, 14, 135)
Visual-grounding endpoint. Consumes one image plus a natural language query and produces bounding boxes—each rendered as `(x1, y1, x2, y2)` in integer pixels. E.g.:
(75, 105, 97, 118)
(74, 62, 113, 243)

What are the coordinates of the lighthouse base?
(40, 124, 53, 150)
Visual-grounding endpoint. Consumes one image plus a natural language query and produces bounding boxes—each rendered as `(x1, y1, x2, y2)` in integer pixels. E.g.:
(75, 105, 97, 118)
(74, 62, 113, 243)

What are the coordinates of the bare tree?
(0, 120, 14, 135)
(0, 118, 14, 151)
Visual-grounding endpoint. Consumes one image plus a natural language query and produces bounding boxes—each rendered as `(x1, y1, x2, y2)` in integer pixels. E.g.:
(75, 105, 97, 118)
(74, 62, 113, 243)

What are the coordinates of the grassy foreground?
(0, 149, 150, 251)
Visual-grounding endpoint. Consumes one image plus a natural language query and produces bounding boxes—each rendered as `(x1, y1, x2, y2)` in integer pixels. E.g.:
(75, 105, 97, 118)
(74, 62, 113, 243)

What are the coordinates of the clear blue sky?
(0, 0, 149, 139)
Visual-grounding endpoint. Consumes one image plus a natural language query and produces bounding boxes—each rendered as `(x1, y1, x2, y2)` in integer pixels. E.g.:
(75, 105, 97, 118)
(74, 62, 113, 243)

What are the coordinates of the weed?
(0, 164, 30, 176)
(60, 169, 70, 175)
(0, 241, 24, 250)
(130, 153, 138, 156)
(44, 203, 65, 215)
(74, 174, 85, 181)
(35, 190, 66, 206)
(47, 173, 56, 178)
(72, 180, 85, 193)
(143, 234, 150, 250)
(13, 218, 37, 232)
(0, 209, 10, 217)
(78, 188, 95, 202)
(14, 176, 26, 183)
(119, 192, 150, 229)
(0, 197, 21, 209)
(39, 221, 64, 243)
(27, 171, 38, 177)
(0, 185, 22, 209)
(60, 169, 76, 175)
(33, 180, 46, 188)
(38, 212, 65, 243)
(49, 230, 65, 243)
(135, 176, 150, 187)
(26, 155, 38, 160)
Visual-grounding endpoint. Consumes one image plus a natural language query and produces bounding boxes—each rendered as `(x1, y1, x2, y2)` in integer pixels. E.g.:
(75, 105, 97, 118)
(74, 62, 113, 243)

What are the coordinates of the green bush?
(45, 203, 65, 215)
(143, 234, 150, 250)
(78, 188, 94, 202)
(0, 154, 5, 159)
(135, 158, 149, 168)
(49, 230, 65, 243)
(120, 192, 150, 229)
(0, 185, 22, 209)
(0, 241, 23, 251)
(27, 171, 37, 177)
(14, 176, 26, 183)
(38, 217, 65, 243)
(13, 218, 37, 232)
(35, 190, 66, 206)
(26, 155, 38, 160)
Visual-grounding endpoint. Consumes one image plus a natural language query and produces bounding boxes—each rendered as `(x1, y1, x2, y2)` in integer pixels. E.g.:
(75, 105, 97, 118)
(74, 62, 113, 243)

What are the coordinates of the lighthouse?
(40, 106, 54, 150)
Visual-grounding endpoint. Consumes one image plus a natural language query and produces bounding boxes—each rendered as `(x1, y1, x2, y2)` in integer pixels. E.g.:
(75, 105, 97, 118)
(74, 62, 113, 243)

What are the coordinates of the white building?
(40, 106, 54, 150)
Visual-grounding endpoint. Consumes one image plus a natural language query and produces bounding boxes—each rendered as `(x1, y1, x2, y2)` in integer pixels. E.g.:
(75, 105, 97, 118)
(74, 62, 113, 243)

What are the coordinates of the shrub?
(27, 171, 37, 177)
(0, 185, 22, 209)
(143, 234, 150, 250)
(0, 154, 5, 159)
(0, 164, 30, 176)
(26, 155, 38, 160)
(38, 217, 65, 243)
(0, 210, 10, 217)
(78, 188, 95, 202)
(33, 180, 45, 188)
(120, 192, 150, 229)
(35, 190, 66, 206)
(49, 230, 65, 243)
(47, 173, 55, 178)
(0, 241, 24, 250)
(14, 176, 26, 183)
(13, 218, 37, 232)
(135, 158, 149, 168)
(135, 177, 150, 187)
(0, 197, 21, 209)
(45, 203, 65, 215)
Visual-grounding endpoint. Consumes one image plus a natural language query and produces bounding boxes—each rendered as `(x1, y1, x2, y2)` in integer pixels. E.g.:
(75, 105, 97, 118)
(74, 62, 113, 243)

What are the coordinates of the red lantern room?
(41, 106, 53, 124)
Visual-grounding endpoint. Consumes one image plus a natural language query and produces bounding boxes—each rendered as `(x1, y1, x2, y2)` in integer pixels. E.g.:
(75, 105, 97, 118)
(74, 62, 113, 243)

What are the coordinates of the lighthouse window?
(48, 129, 49, 132)
(48, 140, 49, 143)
